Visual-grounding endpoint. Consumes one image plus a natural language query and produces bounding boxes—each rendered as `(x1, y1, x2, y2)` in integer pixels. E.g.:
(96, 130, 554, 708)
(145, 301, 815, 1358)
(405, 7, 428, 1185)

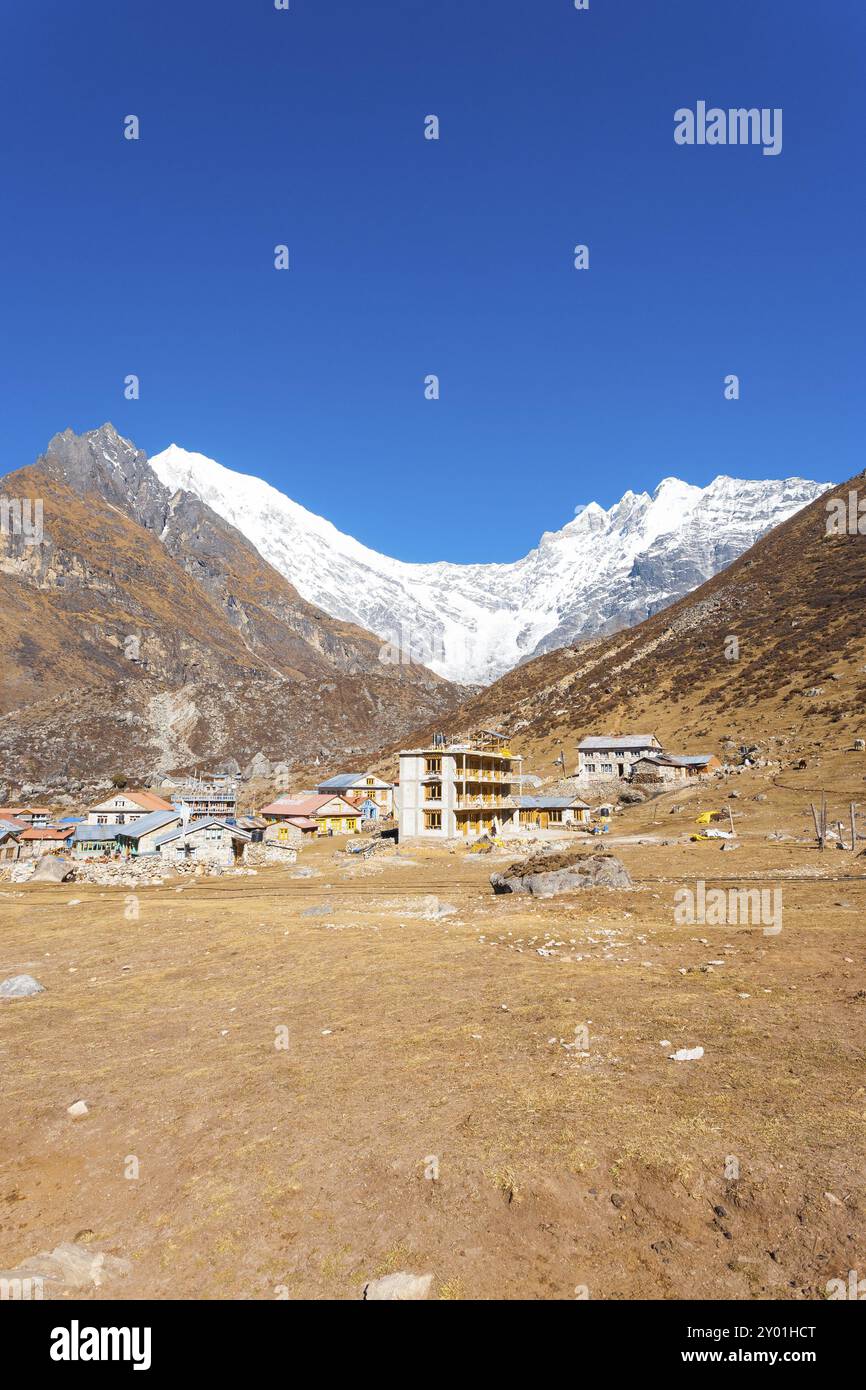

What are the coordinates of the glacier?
(149, 444, 831, 685)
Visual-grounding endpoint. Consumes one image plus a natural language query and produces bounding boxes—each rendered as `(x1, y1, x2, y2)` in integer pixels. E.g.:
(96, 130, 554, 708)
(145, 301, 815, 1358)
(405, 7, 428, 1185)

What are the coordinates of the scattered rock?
(669, 1047, 704, 1062)
(0, 974, 45, 1000)
(0, 1242, 130, 1293)
(67, 1100, 89, 1118)
(618, 787, 646, 804)
(363, 1271, 433, 1301)
(422, 897, 458, 919)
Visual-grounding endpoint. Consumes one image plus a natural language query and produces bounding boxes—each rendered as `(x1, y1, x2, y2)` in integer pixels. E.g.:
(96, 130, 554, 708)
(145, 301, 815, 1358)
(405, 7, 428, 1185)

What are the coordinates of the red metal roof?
(18, 826, 75, 841)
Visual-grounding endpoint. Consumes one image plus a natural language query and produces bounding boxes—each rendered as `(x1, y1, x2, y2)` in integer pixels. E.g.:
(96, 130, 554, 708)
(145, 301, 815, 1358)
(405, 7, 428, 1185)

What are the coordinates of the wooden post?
(851, 802, 858, 854)
(810, 802, 821, 845)
(727, 805, 735, 837)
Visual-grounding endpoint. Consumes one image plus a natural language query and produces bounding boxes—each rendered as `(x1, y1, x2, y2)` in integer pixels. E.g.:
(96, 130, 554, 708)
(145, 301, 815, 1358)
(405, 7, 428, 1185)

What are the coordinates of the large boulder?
(490, 850, 631, 897)
(29, 856, 74, 883)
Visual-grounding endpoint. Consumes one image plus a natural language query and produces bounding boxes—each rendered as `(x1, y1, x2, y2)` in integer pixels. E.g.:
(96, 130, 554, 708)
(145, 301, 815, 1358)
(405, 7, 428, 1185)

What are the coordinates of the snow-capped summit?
(150, 443, 831, 685)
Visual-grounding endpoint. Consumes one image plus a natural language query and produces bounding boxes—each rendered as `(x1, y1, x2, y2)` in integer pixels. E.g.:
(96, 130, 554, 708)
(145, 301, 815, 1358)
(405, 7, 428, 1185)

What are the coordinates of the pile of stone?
(72, 857, 167, 887)
(346, 837, 397, 860)
(243, 841, 298, 867)
(491, 849, 632, 897)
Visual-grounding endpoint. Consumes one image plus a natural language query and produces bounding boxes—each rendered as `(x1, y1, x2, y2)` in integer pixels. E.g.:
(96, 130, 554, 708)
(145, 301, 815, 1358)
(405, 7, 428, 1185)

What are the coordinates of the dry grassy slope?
(0, 460, 463, 788)
(381, 471, 866, 779)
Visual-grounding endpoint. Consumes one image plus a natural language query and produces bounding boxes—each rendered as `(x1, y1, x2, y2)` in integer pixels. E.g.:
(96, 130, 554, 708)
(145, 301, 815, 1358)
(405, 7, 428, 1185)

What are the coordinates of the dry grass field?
(1, 760, 864, 1301)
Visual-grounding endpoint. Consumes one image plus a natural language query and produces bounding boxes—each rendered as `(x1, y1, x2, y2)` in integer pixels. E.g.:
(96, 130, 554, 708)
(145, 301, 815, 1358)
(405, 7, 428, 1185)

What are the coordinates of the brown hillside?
(0, 428, 462, 792)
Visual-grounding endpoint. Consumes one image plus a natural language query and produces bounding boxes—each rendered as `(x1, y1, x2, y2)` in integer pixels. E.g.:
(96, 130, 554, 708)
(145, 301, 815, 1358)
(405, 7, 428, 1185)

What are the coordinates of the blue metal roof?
(636, 753, 713, 768)
(515, 795, 590, 810)
(116, 810, 180, 840)
(317, 774, 364, 789)
(72, 823, 123, 842)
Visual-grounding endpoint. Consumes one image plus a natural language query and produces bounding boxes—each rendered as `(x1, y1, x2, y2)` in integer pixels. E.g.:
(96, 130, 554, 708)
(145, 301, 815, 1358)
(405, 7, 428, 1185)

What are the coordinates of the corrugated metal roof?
(316, 774, 364, 789)
(88, 790, 173, 813)
(72, 823, 122, 842)
(155, 819, 252, 848)
(514, 796, 590, 810)
(635, 753, 713, 768)
(261, 795, 358, 816)
(116, 811, 181, 840)
(578, 735, 659, 750)
(19, 826, 75, 841)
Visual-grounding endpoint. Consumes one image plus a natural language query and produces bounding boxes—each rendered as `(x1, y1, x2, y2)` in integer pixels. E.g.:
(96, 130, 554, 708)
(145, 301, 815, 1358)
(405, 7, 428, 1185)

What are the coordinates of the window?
(601, 763, 613, 774)
(424, 811, 442, 830)
(425, 758, 441, 775)
(586, 763, 596, 774)
(366, 777, 374, 786)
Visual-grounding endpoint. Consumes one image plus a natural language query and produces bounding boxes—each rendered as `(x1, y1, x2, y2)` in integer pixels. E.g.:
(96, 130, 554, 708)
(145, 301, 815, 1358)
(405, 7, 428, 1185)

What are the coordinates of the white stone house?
(576, 735, 662, 783)
(85, 791, 174, 826)
(154, 819, 251, 866)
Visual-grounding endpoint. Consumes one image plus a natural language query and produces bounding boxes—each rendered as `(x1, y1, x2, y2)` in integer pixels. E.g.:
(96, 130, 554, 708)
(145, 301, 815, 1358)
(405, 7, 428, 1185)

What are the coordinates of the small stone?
(363, 1271, 433, 1301)
(67, 1100, 89, 1118)
(0, 974, 45, 1000)
(669, 1047, 704, 1062)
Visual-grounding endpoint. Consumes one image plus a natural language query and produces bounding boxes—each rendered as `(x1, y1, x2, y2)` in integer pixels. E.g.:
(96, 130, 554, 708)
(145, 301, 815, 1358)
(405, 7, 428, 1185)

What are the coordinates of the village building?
(0, 822, 23, 861)
(262, 819, 309, 848)
(0, 806, 51, 828)
(630, 753, 721, 784)
(398, 732, 522, 840)
(16, 825, 76, 858)
(85, 791, 174, 826)
(261, 794, 363, 836)
(513, 795, 591, 829)
(174, 774, 238, 821)
(576, 735, 663, 782)
(316, 774, 395, 818)
(115, 811, 183, 856)
(155, 819, 251, 866)
(235, 815, 268, 842)
(72, 823, 123, 858)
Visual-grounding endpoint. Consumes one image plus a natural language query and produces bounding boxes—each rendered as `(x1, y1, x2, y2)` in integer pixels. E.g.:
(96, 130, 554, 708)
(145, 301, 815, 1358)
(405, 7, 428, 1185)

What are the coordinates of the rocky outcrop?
(490, 850, 632, 897)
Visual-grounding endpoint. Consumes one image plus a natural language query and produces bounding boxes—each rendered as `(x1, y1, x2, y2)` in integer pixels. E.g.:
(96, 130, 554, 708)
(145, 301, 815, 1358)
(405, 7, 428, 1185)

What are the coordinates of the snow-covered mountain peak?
(150, 443, 832, 684)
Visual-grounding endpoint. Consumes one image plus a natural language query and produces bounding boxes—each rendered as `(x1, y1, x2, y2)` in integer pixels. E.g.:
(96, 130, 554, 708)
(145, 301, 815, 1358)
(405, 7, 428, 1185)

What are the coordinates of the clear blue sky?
(2, 1, 862, 561)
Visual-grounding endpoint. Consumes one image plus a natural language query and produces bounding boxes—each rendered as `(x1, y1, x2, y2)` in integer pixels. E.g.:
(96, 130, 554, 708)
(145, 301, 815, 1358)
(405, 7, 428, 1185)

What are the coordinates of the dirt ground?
(1, 761, 864, 1301)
